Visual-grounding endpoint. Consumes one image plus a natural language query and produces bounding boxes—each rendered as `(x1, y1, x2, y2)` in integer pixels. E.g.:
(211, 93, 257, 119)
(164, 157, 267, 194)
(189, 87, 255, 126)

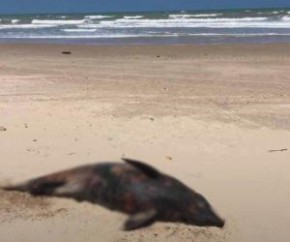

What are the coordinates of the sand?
(0, 43, 290, 242)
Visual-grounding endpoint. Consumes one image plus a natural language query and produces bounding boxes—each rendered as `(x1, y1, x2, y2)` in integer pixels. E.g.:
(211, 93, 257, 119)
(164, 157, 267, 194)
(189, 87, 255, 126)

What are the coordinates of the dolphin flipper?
(123, 208, 158, 231)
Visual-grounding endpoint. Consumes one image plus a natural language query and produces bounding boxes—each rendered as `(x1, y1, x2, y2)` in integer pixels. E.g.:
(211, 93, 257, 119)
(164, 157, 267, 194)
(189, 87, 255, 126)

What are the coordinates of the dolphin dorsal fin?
(122, 158, 161, 179)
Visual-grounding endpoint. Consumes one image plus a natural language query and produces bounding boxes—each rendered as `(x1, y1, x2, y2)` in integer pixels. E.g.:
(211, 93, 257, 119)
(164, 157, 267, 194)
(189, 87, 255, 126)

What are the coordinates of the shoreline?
(1, 42, 290, 58)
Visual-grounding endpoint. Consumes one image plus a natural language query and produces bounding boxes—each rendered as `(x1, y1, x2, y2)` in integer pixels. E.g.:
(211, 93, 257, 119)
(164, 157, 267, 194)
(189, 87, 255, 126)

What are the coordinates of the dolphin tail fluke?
(2, 179, 65, 196)
(2, 182, 29, 192)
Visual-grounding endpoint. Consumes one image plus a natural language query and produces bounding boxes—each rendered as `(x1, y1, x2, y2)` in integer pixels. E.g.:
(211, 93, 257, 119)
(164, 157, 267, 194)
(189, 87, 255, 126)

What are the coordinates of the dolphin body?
(2, 158, 225, 231)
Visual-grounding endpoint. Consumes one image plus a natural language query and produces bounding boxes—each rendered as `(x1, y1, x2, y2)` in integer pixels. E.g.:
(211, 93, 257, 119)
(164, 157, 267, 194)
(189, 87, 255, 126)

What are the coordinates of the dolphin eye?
(195, 193, 210, 209)
(197, 201, 206, 208)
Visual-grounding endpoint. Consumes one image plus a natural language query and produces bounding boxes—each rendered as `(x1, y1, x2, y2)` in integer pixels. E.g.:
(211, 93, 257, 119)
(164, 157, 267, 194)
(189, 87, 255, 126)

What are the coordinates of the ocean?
(1, 8, 290, 45)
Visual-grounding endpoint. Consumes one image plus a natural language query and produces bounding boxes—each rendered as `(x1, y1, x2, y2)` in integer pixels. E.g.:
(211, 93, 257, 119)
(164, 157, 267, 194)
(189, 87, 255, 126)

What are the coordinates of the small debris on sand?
(268, 148, 288, 152)
(166, 156, 173, 161)
(67, 152, 76, 156)
(62, 51, 71, 55)
(0, 126, 7, 131)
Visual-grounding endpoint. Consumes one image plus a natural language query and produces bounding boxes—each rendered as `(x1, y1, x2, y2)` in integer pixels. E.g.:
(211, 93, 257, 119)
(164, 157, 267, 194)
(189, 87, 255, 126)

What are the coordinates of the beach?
(0, 43, 290, 242)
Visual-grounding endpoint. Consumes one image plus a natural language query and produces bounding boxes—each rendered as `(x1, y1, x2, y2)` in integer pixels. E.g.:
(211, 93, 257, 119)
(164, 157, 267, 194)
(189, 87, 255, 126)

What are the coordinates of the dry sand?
(0, 43, 290, 242)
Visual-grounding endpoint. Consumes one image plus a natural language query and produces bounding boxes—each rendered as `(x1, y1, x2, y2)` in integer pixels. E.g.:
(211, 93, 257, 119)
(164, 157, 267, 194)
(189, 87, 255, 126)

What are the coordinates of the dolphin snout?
(212, 215, 225, 228)
(195, 208, 225, 228)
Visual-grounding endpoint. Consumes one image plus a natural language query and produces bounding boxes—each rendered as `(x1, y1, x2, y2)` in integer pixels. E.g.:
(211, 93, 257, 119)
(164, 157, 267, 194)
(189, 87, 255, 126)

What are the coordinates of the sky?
(0, 0, 290, 14)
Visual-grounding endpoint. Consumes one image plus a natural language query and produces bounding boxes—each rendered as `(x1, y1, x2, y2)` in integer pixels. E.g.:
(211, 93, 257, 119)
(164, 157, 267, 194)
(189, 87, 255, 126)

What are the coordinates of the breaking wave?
(0, 9, 290, 44)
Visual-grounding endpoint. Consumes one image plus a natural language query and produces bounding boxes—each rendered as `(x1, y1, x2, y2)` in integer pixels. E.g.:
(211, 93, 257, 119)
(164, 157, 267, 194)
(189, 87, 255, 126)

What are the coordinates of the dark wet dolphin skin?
(2, 158, 225, 231)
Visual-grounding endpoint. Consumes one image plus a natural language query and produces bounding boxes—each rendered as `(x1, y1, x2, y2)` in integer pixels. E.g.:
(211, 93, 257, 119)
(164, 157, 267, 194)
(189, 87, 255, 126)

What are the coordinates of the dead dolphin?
(2, 158, 224, 231)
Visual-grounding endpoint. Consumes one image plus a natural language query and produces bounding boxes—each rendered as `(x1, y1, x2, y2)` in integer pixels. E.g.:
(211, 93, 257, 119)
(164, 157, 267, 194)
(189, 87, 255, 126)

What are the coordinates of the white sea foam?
(186, 33, 290, 36)
(11, 19, 20, 24)
(101, 16, 267, 24)
(0, 24, 56, 29)
(62, 29, 97, 32)
(192, 13, 221, 17)
(169, 14, 194, 19)
(123, 15, 143, 19)
(0, 34, 151, 39)
(282, 16, 290, 21)
(3, 16, 289, 30)
(84, 15, 112, 20)
(169, 13, 221, 18)
(93, 17, 282, 29)
(32, 19, 85, 25)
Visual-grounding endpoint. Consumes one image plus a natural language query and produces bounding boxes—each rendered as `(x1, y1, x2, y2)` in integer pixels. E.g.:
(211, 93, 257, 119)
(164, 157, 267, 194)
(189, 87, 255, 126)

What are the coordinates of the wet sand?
(0, 43, 290, 242)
